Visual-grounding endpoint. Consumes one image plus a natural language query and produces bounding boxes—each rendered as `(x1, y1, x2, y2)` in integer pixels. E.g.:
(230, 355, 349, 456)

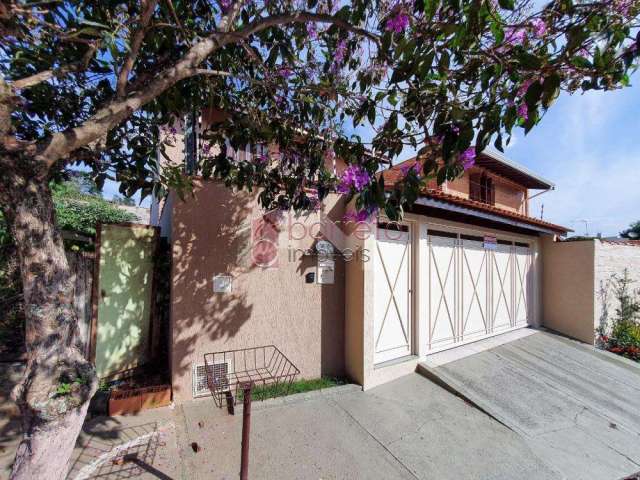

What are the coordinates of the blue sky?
(499, 73, 640, 237)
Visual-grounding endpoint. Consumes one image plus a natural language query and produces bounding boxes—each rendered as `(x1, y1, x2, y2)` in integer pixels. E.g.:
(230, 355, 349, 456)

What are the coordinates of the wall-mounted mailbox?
(317, 258, 335, 285)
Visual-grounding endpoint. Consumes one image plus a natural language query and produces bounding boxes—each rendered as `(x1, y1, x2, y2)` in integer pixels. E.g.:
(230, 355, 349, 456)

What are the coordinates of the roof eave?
(479, 147, 555, 190)
(414, 196, 570, 235)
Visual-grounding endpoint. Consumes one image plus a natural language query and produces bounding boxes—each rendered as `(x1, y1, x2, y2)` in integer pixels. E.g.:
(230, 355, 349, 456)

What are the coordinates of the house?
(151, 115, 571, 404)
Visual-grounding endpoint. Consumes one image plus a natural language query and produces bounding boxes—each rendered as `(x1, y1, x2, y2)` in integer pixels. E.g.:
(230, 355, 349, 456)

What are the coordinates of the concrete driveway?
(420, 330, 640, 480)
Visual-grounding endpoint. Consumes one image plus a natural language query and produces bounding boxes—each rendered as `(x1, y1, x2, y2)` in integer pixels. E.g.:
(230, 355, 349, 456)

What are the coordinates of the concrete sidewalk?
(59, 376, 558, 480)
(4, 331, 639, 480)
(421, 330, 640, 480)
(66, 408, 181, 480)
(174, 378, 558, 480)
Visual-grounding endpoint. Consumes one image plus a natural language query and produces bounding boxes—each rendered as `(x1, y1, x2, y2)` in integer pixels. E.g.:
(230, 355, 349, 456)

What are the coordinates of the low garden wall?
(541, 237, 640, 345)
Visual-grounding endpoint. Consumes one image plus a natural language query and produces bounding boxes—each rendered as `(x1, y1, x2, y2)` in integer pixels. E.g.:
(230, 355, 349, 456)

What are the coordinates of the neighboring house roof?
(600, 239, 640, 247)
(381, 158, 570, 235)
(117, 204, 150, 224)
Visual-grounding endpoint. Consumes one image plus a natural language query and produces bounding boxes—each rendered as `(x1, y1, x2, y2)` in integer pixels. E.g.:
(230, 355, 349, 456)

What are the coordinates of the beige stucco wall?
(445, 167, 527, 214)
(170, 180, 347, 403)
(344, 239, 365, 385)
(594, 241, 640, 334)
(541, 238, 640, 344)
(541, 237, 596, 344)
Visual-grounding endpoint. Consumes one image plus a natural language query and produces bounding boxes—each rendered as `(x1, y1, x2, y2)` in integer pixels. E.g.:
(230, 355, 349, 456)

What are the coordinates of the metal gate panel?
(514, 246, 532, 326)
(427, 235, 457, 350)
(373, 227, 412, 364)
(491, 244, 513, 332)
(461, 239, 489, 341)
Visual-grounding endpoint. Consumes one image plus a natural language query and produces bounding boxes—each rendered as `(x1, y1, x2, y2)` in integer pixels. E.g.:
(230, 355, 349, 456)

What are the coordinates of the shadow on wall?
(170, 182, 349, 401)
(313, 199, 346, 379)
(291, 251, 345, 378)
(170, 183, 254, 400)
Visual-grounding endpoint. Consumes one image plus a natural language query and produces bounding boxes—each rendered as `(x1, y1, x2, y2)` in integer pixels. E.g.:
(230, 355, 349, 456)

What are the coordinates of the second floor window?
(470, 173, 495, 206)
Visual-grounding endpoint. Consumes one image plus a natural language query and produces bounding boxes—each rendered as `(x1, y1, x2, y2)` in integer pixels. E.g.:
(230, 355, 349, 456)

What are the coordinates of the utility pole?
(578, 219, 590, 237)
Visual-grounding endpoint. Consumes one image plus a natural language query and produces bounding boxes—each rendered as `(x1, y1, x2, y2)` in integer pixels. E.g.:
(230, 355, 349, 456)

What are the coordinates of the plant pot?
(109, 384, 171, 416)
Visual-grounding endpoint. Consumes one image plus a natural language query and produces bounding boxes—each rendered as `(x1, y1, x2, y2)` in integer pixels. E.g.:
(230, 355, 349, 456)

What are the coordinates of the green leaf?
(367, 103, 376, 125)
(498, 0, 515, 10)
(423, 0, 438, 19)
(79, 19, 110, 29)
(541, 74, 561, 108)
(524, 80, 543, 107)
(490, 19, 504, 44)
(571, 56, 592, 69)
(517, 51, 543, 70)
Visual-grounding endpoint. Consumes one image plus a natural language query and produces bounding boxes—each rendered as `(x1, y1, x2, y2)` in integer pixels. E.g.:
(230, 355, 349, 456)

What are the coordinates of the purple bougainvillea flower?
(517, 78, 535, 98)
(306, 22, 318, 40)
(530, 18, 547, 38)
(219, 0, 232, 10)
(330, 39, 348, 73)
(278, 66, 293, 78)
(400, 162, 422, 177)
(335, 39, 347, 63)
(337, 165, 371, 194)
(343, 205, 378, 222)
(385, 12, 410, 33)
(504, 27, 527, 46)
(613, 0, 632, 16)
(460, 147, 476, 170)
(517, 102, 529, 121)
(577, 47, 591, 57)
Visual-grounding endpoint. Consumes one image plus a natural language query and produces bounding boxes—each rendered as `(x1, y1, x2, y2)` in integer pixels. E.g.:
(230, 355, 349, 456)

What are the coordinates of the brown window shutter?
(469, 172, 481, 201)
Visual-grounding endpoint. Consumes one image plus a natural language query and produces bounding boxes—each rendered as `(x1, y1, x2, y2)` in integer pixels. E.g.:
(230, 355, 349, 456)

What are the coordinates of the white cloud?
(506, 79, 640, 237)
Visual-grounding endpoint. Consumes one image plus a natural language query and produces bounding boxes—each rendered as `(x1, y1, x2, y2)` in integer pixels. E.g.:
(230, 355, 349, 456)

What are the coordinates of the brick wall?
(594, 241, 640, 334)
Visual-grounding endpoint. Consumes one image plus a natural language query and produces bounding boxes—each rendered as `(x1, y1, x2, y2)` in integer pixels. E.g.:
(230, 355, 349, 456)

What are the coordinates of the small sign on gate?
(483, 235, 498, 250)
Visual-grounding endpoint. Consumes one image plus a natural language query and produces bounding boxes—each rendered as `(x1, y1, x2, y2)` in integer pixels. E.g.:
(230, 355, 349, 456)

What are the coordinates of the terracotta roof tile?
(601, 239, 640, 246)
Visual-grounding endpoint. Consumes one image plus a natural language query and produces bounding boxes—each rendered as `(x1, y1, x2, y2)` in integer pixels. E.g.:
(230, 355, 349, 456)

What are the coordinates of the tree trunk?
(0, 164, 97, 480)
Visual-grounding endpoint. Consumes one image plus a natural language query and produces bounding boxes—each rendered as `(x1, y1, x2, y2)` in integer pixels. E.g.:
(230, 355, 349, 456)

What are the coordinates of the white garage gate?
(424, 228, 534, 354)
(372, 223, 413, 364)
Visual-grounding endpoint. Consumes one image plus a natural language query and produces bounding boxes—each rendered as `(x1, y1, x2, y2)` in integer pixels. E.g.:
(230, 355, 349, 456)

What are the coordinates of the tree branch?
(11, 45, 97, 90)
(232, 11, 380, 45)
(35, 9, 378, 171)
(191, 69, 233, 77)
(116, 0, 159, 98)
